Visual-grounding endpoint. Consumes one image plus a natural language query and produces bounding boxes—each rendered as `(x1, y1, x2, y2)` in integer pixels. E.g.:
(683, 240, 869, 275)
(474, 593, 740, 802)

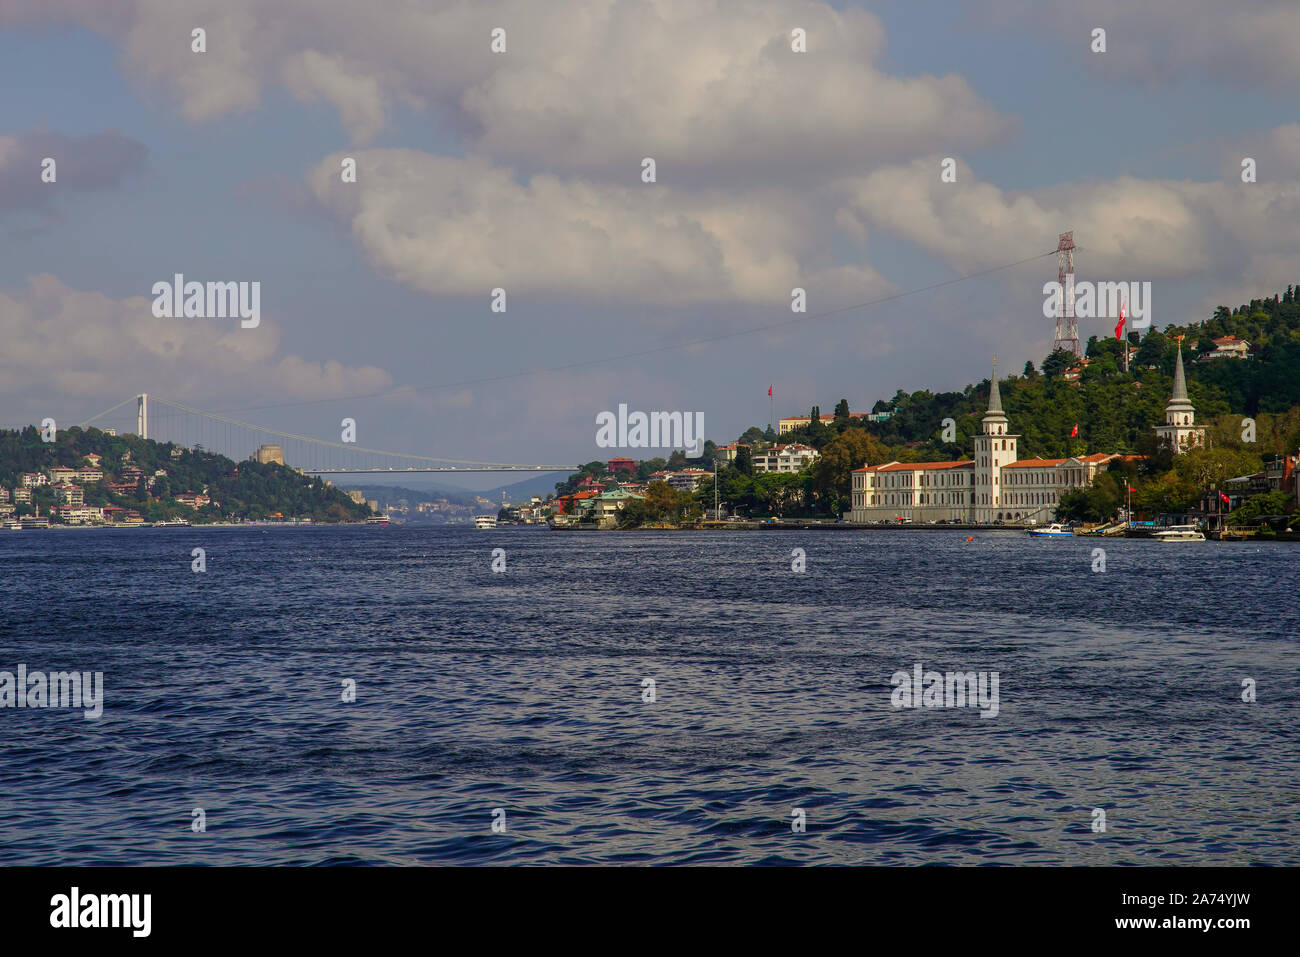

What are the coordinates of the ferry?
(154, 518, 191, 527)
(365, 516, 391, 525)
(474, 515, 498, 529)
(1027, 523, 1073, 538)
(1152, 524, 1205, 542)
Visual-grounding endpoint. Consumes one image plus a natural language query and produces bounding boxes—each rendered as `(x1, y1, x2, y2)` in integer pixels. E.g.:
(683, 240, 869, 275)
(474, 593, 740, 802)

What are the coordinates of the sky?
(2, 0, 1298, 488)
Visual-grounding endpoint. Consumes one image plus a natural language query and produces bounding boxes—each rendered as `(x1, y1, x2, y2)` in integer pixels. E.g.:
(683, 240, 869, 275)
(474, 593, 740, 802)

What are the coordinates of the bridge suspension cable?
(69, 394, 577, 473)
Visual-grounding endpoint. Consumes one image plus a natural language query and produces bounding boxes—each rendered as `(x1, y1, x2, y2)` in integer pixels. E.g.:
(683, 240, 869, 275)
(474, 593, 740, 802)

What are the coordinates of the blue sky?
(2, 1, 1298, 488)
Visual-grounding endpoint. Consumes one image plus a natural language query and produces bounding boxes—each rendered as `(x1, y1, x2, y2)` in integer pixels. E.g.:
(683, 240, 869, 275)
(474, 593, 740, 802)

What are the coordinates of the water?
(1, 526, 1297, 865)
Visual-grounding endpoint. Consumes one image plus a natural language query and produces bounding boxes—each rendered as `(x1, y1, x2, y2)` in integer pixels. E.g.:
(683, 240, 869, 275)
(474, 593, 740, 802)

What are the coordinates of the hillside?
(0, 426, 372, 523)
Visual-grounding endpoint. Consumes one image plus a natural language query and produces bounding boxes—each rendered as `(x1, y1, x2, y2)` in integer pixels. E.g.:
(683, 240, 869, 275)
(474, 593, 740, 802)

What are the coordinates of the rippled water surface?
(1, 525, 1297, 865)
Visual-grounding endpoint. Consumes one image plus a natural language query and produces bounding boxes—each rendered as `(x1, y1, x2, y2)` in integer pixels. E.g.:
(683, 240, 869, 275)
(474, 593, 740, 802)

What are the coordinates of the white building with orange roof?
(849, 359, 1121, 524)
(752, 443, 819, 473)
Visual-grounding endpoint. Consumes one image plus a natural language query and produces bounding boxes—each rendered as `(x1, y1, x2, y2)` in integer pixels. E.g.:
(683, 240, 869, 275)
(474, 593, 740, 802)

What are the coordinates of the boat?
(1027, 523, 1073, 538)
(474, 515, 498, 529)
(154, 518, 191, 527)
(1152, 524, 1205, 542)
(365, 516, 391, 525)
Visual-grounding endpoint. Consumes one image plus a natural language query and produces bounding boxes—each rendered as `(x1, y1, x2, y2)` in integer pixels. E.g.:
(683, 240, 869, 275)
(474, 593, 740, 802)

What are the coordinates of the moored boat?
(1152, 524, 1205, 542)
(474, 515, 498, 529)
(1027, 523, 1073, 538)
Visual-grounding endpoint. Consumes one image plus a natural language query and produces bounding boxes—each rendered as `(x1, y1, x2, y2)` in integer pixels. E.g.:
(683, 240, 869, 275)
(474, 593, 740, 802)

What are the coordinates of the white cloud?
(4, 0, 1010, 179)
(0, 274, 395, 406)
(307, 149, 895, 305)
(839, 155, 1300, 290)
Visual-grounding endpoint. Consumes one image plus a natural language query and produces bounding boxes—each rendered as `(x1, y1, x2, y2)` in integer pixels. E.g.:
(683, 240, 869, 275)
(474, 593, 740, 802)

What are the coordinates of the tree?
(812, 429, 889, 512)
(1042, 348, 1073, 378)
(733, 445, 753, 475)
(618, 499, 651, 528)
(1134, 330, 1168, 368)
(1228, 490, 1294, 526)
(1023, 360, 1038, 378)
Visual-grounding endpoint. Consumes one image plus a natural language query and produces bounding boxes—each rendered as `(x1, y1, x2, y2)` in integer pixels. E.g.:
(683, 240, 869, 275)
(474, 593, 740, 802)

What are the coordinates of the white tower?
(1154, 340, 1205, 454)
(972, 357, 1018, 523)
(136, 393, 148, 440)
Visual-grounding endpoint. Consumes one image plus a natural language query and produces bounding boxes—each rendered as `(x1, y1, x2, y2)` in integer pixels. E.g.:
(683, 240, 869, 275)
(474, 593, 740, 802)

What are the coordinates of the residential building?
(49, 467, 78, 483)
(667, 468, 710, 490)
(606, 457, 636, 474)
(1201, 336, 1251, 361)
(53, 483, 84, 506)
(21, 472, 46, 487)
(55, 506, 104, 524)
(75, 466, 104, 483)
(778, 412, 867, 434)
(717, 443, 750, 463)
(580, 489, 647, 527)
(752, 443, 819, 474)
(174, 493, 210, 508)
(12, 487, 32, 504)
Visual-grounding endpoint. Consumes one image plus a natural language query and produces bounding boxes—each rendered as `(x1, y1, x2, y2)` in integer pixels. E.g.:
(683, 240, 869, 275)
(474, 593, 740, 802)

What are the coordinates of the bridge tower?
(136, 393, 148, 440)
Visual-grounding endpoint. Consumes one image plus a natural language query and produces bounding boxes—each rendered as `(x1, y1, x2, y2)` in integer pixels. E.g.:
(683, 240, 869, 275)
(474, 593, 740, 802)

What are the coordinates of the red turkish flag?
(1114, 302, 1126, 341)
(1070, 424, 1079, 437)
(768, 385, 773, 397)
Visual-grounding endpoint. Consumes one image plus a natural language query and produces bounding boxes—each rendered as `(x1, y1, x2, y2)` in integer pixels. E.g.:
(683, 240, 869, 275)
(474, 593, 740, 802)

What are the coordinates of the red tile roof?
(853, 460, 972, 472)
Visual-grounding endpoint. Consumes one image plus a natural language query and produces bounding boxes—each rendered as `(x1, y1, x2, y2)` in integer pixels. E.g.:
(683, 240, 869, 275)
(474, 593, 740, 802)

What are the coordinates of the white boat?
(1027, 523, 1073, 538)
(1152, 524, 1205, 542)
(154, 518, 191, 527)
(365, 516, 391, 525)
(474, 515, 498, 529)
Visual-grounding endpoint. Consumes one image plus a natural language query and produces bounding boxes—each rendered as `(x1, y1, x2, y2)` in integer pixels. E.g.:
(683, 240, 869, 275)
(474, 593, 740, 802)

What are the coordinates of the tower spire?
(1170, 337, 1189, 402)
(988, 356, 1002, 413)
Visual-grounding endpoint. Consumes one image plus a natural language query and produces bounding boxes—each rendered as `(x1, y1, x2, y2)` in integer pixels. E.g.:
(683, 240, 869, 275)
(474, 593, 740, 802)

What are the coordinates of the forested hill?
(0, 426, 372, 523)
(849, 287, 1300, 460)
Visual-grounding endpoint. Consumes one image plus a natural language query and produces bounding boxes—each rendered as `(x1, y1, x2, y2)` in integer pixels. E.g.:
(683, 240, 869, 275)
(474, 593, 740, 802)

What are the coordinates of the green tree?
(733, 445, 753, 475)
(812, 429, 889, 513)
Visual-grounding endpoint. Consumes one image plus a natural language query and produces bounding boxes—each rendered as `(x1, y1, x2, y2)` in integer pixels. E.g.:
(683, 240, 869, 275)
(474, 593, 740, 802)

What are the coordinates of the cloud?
(306, 149, 895, 306)
(0, 274, 395, 406)
(977, 0, 1300, 90)
(839, 154, 1300, 280)
(4, 0, 1011, 180)
(0, 128, 146, 220)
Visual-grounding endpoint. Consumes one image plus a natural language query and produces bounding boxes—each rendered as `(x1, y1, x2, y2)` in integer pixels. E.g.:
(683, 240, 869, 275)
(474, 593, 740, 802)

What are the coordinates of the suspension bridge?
(74, 394, 578, 475)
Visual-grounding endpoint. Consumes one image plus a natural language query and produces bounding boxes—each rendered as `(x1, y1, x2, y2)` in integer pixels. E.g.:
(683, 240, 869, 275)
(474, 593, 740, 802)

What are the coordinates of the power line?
(204, 248, 1058, 415)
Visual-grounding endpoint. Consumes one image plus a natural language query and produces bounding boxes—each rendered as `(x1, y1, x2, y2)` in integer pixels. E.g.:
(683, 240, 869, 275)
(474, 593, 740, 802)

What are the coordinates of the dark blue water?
(1, 525, 1296, 865)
